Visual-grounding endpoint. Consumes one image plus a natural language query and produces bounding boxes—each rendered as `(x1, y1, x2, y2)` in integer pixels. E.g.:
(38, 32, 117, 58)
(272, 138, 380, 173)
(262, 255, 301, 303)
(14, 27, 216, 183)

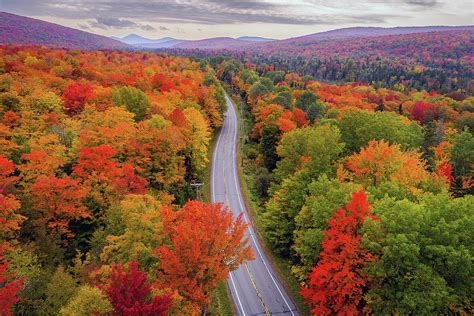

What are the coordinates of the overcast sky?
(1, 0, 473, 39)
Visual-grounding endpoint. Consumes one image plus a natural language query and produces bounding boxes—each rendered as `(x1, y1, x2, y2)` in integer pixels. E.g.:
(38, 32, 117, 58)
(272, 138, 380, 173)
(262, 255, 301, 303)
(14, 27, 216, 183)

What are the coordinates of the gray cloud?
(1, 0, 404, 25)
(88, 17, 156, 31)
(404, 0, 440, 7)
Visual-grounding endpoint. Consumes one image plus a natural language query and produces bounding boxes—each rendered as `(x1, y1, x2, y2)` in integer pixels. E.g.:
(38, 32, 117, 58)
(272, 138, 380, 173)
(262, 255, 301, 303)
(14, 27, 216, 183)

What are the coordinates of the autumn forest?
(0, 8, 473, 316)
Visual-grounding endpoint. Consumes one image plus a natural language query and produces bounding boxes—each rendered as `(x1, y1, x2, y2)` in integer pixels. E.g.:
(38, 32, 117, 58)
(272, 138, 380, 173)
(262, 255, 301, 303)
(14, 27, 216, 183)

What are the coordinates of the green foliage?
(293, 176, 361, 273)
(366, 194, 474, 314)
(46, 266, 78, 314)
(305, 102, 327, 123)
(59, 285, 113, 316)
(260, 123, 280, 171)
(451, 129, 473, 179)
(263, 169, 313, 256)
(95, 194, 163, 269)
(272, 91, 293, 109)
(295, 91, 317, 112)
(274, 124, 344, 184)
(112, 86, 149, 121)
(249, 81, 270, 100)
(336, 110, 423, 154)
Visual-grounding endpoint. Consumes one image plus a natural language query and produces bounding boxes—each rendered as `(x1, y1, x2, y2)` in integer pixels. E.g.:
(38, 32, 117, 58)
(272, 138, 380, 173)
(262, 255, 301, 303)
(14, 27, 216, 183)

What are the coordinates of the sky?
(1, 0, 473, 40)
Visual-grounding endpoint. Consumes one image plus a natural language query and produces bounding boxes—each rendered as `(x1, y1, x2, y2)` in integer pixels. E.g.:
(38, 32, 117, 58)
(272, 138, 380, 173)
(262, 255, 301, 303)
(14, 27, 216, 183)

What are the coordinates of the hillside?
(0, 12, 129, 50)
(171, 37, 255, 49)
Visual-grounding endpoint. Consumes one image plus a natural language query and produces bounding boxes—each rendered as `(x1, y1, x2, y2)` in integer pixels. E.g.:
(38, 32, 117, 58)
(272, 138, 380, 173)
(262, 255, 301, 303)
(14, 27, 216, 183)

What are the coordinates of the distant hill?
(275, 25, 474, 45)
(115, 34, 273, 49)
(237, 36, 274, 42)
(0, 12, 129, 50)
(173, 37, 256, 49)
(113, 34, 185, 48)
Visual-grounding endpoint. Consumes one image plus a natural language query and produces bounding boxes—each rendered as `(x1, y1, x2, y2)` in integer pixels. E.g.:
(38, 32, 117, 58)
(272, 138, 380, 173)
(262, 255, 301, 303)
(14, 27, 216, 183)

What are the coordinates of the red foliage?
(30, 175, 90, 237)
(167, 108, 188, 128)
(301, 190, 378, 316)
(0, 156, 16, 194)
(2, 111, 20, 127)
(62, 82, 95, 115)
(157, 201, 253, 308)
(0, 249, 24, 316)
(103, 261, 172, 316)
(73, 145, 148, 195)
(436, 160, 454, 184)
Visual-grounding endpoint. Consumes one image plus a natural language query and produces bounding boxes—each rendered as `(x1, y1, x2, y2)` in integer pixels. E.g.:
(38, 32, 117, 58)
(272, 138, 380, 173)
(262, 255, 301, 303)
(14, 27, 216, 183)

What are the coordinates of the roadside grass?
(227, 88, 311, 316)
(203, 126, 235, 316)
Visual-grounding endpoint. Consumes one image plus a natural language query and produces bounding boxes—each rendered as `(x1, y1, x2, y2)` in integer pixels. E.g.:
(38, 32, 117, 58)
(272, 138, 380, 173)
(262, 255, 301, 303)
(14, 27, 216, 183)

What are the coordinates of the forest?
(0, 46, 255, 315)
(0, 27, 473, 316)
(212, 57, 473, 315)
(170, 30, 474, 94)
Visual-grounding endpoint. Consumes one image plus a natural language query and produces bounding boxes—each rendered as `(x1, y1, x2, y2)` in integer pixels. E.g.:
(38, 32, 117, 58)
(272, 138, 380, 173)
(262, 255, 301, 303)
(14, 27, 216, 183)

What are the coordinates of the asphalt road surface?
(211, 93, 299, 316)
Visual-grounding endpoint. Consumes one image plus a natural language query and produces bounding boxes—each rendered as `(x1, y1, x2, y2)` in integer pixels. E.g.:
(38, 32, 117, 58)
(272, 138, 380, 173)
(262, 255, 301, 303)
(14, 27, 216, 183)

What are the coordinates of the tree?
(274, 124, 344, 183)
(73, 145, 148, 210)
(62, 82, 95, 115)
(249, 81, 270, 101)
(112, 86, 149, 121)
(294, 176, 361, 274)
(336, 110, 423, 154)
(103, 261, 172, 316)
(59, 285, 113, 316)
(260, 123, 280, 171)
(157, 201, 254, 310)
(301, 190, 378, 315)
(0, 157, 24, 247)
(342, 140, 446, 196)
(296, 91, 317, 112)
(29, 175, 90, 238)
(367, 194, 474, 314)
(0, 249, 24, 316)
(45, 267, 77, 314)
(97, 195, 164, 268)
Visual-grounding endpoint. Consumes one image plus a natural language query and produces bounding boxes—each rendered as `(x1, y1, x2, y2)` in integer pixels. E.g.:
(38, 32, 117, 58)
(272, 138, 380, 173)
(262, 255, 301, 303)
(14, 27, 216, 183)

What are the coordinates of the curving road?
(211, 93, 299, 315)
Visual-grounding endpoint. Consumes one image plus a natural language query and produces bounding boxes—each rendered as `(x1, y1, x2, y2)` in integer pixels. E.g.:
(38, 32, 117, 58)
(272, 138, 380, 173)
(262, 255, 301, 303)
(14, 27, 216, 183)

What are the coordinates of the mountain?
(173, 37, 255, 49)
(278, 25, 474, 44)
(113, 34, 185, 48)
(237, 36, 274, 42)
(0, 12, 129, 50)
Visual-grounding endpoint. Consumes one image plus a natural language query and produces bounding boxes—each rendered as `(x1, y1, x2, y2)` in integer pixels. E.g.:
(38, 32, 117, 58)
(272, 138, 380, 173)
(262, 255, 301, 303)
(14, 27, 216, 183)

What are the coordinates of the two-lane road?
(211, 93, 299, 315)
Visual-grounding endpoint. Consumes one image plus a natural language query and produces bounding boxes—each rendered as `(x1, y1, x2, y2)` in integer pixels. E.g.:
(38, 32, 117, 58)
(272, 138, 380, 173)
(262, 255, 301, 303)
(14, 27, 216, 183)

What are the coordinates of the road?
(211, 93, 299, 316)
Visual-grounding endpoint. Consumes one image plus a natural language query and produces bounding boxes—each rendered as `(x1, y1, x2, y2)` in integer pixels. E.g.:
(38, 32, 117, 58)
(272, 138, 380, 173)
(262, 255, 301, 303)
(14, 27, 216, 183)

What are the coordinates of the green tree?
(295, 91, 317, 112)
(451, 129, 473, 180)
(293, 176, 361, 273)
(112, 86, 149, 121)
(336, 109, 423, 154)
(274, 124, 344, 184)
(260, 123, 280, 171)
(249, 82, 270, 100)
(46, 267, 78, 314)
(59, 285, 113, 316)
(366, 193, 474, 314)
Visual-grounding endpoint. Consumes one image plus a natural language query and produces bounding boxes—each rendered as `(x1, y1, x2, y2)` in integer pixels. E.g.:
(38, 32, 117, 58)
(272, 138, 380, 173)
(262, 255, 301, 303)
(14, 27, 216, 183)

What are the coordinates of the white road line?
(210, 110, 246, 316)
(229, 272, 246, 316)
(227, 95, 296, 316)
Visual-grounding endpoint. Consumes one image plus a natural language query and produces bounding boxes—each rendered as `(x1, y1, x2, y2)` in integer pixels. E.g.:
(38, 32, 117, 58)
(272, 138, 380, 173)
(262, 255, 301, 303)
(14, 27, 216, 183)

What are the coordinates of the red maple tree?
(301, 190, 378, 316)
(157, 201, 254, 310)
(62, 82, 95, 115)
(103, 261, 172, 316)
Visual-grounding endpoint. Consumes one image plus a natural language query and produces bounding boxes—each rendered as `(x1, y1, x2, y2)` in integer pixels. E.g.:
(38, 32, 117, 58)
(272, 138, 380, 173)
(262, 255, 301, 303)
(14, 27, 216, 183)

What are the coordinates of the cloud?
(0, 0, 464, 27)
(88, 17, 156, 31)
(78, 23, 90, 30)
(0, 0, 403, 25)
(404, 0, 440, 7)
